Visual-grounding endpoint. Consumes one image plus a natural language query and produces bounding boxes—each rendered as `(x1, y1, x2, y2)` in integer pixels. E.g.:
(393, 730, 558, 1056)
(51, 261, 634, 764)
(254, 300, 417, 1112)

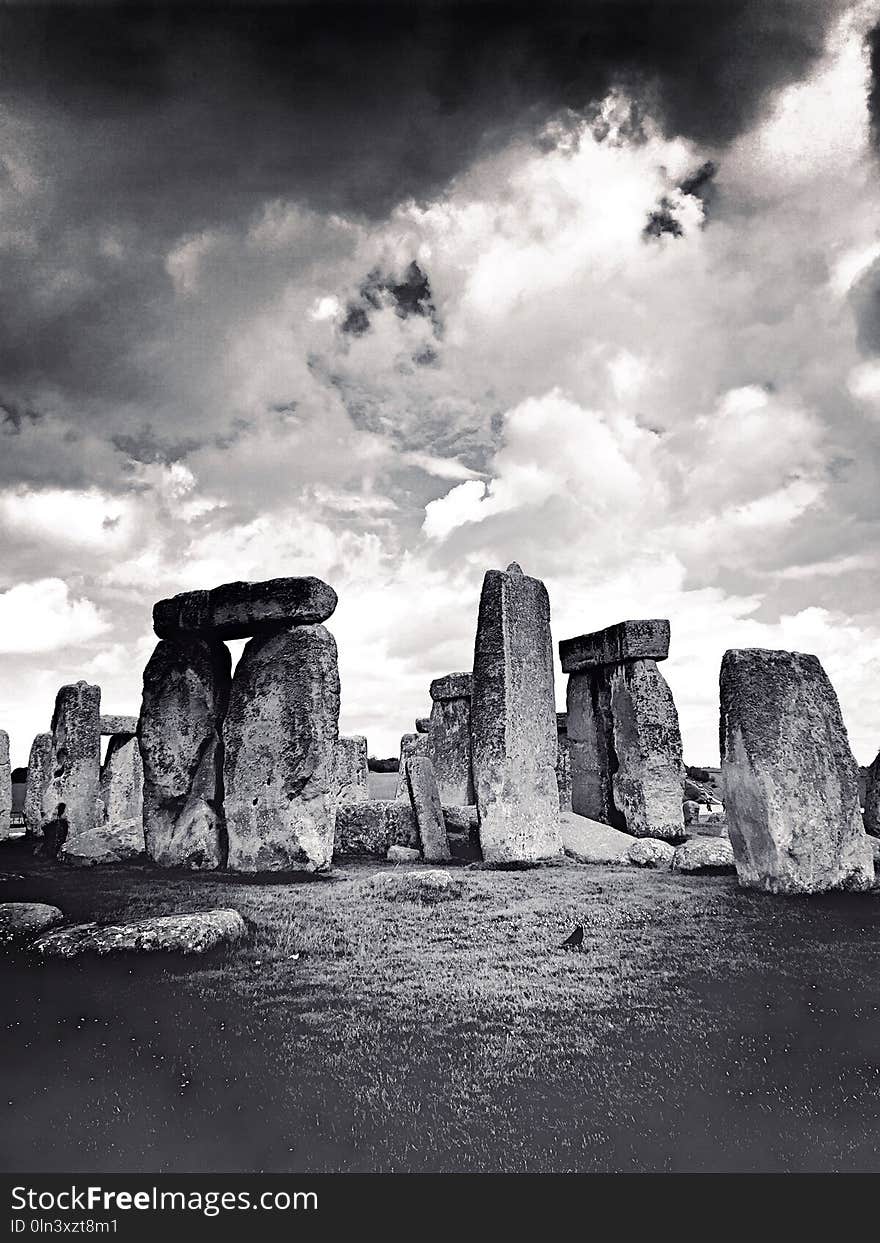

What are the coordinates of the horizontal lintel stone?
(100, 714, 138, 737)
(559, 619, 670, 673)
(153, 576, 337, 640)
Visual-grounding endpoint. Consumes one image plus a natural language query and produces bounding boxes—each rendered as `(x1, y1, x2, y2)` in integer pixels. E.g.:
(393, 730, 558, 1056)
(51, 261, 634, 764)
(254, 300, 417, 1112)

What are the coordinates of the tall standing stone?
(43, 682, 101, 848)
(427, 672, 474, 805)
(720, 648, 874, 894)
(334, 735, 369, 805)
(0, 731, 11, 842)
(139, 637, 230, 869)
(100, 734, 144, 830)
(561, 620, 683, 841)
(223, 624, 340, 872)
(471, 562, 561, 862)
(405, 755, 450, 862)
(25, 733, 53, 837)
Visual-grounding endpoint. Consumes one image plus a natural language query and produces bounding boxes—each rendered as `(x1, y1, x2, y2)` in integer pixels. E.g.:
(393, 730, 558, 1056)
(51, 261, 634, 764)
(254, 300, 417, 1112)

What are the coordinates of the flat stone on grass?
(560, 810, 631, 864)
(672, 838, 735, 874)
(368, 869, 461, 902)
(32, 909, 248, 958)
(0, 903, 64, 945)
(626, 838, 675, 868)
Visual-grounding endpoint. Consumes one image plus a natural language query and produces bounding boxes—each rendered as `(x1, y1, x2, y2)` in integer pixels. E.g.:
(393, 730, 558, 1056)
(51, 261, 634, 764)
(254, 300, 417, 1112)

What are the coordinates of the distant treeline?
(368, 757, 399, 773)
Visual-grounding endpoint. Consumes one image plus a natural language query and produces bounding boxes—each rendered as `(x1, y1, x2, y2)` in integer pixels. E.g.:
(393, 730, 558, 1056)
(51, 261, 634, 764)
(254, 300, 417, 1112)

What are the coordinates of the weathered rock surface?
(415, 717, 431, 734)
(100, 734, 143, 830)
(0, 731, 11, 842)
(99, 714, 138, 736)
(471, 563, 561, 862)
(405, 756, 450, 862)
(334, 800, 418, 856)
(560, 619, 671, 672)
(427, 674, 473, 805)
(32, 909, 247, 957)
(683, 799, 701, 826)
(627, 838, 676, 868)
(430, 672, 473, 702)
(224, 625, 339, 872)
(139, 637, 230, 870)
(394, 731, 427, 798)
(24, 733, 53, 837)
(556, 712, 572, 810)
(62, 818, 145, 867)
(566, 659, 684, 841)
(671, 837, 735, 873)
(443, 805, 479, 831)
(368, 869, 461, 902)
(153, 576, 337, 640)
(44, 682, 101, 847)
(720, 648, 874, 894)
(0, 902, 63, 944)
(333, 735, 369, 805)
(560, 810, 630, 864)
(387, 844, 421, 863)
(864, 749, 880, 836)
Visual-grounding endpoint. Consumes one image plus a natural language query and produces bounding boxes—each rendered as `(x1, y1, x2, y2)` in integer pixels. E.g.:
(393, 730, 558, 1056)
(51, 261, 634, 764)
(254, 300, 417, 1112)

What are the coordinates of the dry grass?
(3, 841, 880, 1172)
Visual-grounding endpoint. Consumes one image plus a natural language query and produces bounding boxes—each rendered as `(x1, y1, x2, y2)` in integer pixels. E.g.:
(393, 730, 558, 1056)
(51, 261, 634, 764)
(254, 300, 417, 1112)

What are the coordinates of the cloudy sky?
(3, 0, 880, 766)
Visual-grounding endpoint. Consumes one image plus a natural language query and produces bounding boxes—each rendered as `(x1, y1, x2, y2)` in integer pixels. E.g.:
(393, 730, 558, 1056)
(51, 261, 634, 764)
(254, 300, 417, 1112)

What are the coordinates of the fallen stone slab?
(99, 715, 138, 737)
(671, 838, 735, 873)
(334, 800, 419, 856)
(387, 845, 421, 863)
(559, 619, 671, 673)
(627, 838, 675, 868)
(153, 576, 337, 641)
(721, 648, 874, 894)
(368, 869, 461, 902)
(62, 818, 145, 867)
(0, 903, 64, 944)
(32, 909, 247, 958)
(559, 810, 630, 864)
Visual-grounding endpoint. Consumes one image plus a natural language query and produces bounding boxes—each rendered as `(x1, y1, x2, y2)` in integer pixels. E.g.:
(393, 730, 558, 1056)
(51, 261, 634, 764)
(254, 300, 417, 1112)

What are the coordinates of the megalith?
(394, 731, 427, 798)
(223, 624, 340, 872)
(153, 576, 337, 640)
(864, 749, 880, 836)
(100, 734, 144, 830)
(561, 620, 684, 841)
(139, 637, 230, 869)
(471, 562, 561, 862)
(334, 735, 369, 805)
(0, 731, 11, 842)
(43, 682, 101, 849)
(405, 755, 450, 862)
(427, 672, 474, 805)
(555, 712, 572, 810)
(25, 733, 53, 837)
(720, 648, 874, 894)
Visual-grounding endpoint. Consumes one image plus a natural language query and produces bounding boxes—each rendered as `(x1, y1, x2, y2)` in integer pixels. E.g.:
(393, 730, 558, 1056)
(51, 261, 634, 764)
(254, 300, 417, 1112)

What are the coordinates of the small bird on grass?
(560, 924, 584, 950)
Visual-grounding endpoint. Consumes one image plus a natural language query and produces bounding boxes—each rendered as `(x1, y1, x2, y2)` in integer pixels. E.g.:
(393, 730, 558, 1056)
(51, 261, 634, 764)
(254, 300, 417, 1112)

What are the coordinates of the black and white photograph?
(2, 0, 880, 1208)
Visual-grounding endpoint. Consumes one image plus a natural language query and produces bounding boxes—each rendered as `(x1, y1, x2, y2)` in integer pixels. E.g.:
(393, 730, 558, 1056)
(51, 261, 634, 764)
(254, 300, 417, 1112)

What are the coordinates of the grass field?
(3, 838, 880, 1173)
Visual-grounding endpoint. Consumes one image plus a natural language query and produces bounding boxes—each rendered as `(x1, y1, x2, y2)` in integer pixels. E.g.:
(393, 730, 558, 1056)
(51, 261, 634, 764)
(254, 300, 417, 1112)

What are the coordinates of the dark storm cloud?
(0, 0, 851, 475)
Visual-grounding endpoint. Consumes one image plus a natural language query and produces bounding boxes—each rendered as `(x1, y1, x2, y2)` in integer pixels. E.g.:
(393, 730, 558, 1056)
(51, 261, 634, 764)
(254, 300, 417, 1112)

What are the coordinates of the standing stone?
(562, 620, 684, 841)
(0, 731, 11, 842)
(43, 682, 101, 849)
(394, 731, 427, 799)
(607, 660, 684, 840)
(25, 733, 53, 837)
(471, 562, 561, 862)
(720, 648, 874, 894)
(223, 624, 340, 872)
(334, 735, 369, 805)
(139, 637, 230, 870)
(864, 749, 880, 836)
(405, 756, 450, 862)
(555, 712, 572, 810)
(427, 673, 474, 806)
(100, 734, 144, 829)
